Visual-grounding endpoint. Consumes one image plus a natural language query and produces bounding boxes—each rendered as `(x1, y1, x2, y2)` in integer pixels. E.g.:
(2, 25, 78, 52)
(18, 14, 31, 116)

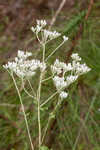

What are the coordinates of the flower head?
(3, 50, 46, 78)
(51, 59, 73, 75)
(60, 91, 68, 99)
(51, 53, 91, 98)
(63, 36, 68, 41)
(31, 20, 47, 34)
(53, 76, 67, 90)
(43, 30, 61, 42)
(71, 53, 81, 61)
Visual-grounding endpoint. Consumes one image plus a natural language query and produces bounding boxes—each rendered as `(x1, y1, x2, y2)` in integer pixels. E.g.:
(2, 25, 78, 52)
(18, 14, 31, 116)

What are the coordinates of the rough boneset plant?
(3, 20, 91, 150)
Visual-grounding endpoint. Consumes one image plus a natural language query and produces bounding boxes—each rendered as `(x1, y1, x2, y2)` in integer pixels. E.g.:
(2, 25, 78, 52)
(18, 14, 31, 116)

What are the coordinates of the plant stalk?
(11, 74, 34, 150)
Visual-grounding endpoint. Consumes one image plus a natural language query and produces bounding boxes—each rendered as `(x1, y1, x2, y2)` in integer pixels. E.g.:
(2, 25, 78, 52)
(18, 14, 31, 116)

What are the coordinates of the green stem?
(37, 42, 46, 149)
(11, 74, 34, 150)
(43, 43, 45, 63)
(41, 97, 62, 144)
(37, 73, 43, 150)
(27, 79, 36, 97)
(45, 40, 65, 62)
(40, 91, 58, 107)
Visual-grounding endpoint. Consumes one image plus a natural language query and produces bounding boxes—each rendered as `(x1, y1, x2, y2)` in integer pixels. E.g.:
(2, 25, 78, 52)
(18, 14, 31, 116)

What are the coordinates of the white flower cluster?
(71, 54, 91, 75)
(66, 75, 78, 86)
(43, 29, 61, 42)
(53, 76, 67, 90)
(3, 50, 46, 78)
(52, 75, 77, 99)
(51, 59, 72, 75)
(31, 19, 68, 43)
(31, 20, 47, 33)
(51, 53, 91, 99)
(71, 53, 81, 61)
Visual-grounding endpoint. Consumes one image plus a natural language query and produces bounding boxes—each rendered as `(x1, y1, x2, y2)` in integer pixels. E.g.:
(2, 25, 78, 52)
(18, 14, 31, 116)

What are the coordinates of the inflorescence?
(31, 19, 68, 44)
(3, 50, 46, 78)
(3, 19, 91, 100)
(51, 53, 91, 99)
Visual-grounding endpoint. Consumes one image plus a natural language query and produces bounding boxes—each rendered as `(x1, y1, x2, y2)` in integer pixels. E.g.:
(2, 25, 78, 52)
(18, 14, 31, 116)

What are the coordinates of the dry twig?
(49, 0, 66, 30)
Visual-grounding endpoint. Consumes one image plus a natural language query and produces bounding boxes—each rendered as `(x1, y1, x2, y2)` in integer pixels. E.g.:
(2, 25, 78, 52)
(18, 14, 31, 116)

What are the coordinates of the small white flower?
(65, 63, 73, 71)
(72, 60, 91, 75)
(3, 64, 9, 69)
(31, 26, 36, 33)
(26, 52, 32, 57)
(60, 91, 68, 99)
(39, 62, 46, 71)
(15, 57, 19, 62)
(51, 59, 73, 75)
(71, 53, 81, 61)
(51, 59, 62, 75)
(51, 65, 62, 75)
(31, 20, 47, 34)
(76, 63, 91, 75)
(63, 36, 68, 41)
(36, 25, 42, 33)
(50, 30, 61, 39)
(37, 20, 47, 27)
(66, 75, 78, 86)
(17, 50, 32, 60)
(43, 30, 61, 42)
(53, 76, 67, 90)
(18, 50, 24, 58)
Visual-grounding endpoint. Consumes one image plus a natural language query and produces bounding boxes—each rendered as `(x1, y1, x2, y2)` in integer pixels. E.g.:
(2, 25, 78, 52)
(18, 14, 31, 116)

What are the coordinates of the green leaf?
(40, 145, 50, 150)
(62, 10, 86, 35)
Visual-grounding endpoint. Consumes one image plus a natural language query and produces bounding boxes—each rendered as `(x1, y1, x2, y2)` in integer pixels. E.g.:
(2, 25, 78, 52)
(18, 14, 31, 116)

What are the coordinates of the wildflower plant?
(3, 20, 91, 150)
